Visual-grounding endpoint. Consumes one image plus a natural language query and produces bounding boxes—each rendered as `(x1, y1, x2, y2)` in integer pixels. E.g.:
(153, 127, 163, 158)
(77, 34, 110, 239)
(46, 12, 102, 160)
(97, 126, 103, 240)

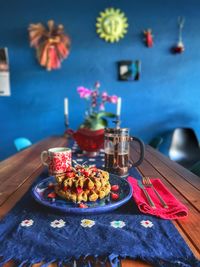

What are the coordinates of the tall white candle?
(64, 98, 68, 115)
(116, 97, 121, 117)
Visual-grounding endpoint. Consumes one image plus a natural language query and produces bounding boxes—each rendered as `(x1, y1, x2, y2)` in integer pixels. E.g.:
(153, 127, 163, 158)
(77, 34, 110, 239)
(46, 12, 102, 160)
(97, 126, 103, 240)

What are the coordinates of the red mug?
(41, 147, 71, 175)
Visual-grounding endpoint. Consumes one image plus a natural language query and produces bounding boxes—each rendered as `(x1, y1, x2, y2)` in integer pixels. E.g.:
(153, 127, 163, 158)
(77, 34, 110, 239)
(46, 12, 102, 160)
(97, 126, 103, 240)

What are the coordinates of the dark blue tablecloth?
(0, 144, 199, 267)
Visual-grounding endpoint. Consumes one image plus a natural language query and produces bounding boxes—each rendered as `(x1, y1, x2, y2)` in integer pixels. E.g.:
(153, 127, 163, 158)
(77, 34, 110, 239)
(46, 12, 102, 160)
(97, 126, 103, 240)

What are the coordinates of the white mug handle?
(41, 151, 49, 166)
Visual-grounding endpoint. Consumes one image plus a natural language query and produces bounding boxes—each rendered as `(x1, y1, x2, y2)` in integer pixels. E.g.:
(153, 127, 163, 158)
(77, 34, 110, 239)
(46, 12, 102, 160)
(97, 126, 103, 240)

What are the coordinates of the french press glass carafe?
(104, 128, 144, 177)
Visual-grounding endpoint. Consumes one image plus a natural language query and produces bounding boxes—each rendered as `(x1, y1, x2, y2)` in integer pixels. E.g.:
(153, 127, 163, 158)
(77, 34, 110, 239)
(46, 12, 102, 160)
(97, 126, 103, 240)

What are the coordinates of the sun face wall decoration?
(96, 8, 128, 43)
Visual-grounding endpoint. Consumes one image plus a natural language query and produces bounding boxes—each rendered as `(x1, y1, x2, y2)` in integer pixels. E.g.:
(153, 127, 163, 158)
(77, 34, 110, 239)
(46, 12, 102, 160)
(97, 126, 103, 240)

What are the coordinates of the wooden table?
(0, 136, 199, 267)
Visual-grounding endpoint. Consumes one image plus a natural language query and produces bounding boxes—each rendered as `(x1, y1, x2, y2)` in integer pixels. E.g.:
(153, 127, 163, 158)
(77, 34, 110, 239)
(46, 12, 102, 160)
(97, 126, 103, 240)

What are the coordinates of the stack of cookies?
(54, 165, 111, 203)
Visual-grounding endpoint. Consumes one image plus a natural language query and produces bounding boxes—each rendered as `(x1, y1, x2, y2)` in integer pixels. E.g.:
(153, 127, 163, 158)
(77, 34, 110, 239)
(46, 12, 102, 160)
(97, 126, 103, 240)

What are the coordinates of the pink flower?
(109, 95, 118, 104)
(77, 82, 119, 118)
(91, 90, 98, 107)
(101, 92, 108, 101)
(77, 87, 92, 98)
(99, 103, 105, 111)
(91, 90, 98, 97)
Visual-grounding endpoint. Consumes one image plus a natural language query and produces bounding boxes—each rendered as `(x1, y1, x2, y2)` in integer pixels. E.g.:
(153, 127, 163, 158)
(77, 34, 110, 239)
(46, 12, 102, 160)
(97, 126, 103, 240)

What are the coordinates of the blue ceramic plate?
(32, 175, 132, 214)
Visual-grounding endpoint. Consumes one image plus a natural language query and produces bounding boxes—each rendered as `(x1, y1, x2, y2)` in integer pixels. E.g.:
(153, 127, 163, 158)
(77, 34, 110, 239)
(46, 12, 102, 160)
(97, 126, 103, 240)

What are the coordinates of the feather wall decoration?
(28, 20, 71, 71)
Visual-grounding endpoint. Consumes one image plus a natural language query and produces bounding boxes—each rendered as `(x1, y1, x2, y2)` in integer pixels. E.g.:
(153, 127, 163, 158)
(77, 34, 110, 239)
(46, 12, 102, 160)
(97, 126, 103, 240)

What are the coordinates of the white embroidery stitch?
(20, 219, 34, 227)
(76, 158, 83, 162)
(89, 158, 96, 162)
(140, 220, 154, 228)
(110, 220, 126, 228)
(50, 219, 66, 228)
(81, 219, 95, 228)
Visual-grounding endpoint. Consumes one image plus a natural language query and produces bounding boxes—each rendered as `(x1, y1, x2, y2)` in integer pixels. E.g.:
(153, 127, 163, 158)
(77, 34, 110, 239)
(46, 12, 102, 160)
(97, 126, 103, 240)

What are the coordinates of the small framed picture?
(0, 48, 10, 96)
(118, 60, 141, 81)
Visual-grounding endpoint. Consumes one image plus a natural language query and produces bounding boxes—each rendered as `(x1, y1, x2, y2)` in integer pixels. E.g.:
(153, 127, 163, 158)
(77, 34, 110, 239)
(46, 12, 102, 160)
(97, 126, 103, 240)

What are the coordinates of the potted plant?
(70, 82, 119, 154)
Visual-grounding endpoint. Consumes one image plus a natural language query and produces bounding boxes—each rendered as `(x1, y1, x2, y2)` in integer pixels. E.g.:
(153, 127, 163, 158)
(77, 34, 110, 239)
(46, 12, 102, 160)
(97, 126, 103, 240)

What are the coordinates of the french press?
(104, 127, 145, 177)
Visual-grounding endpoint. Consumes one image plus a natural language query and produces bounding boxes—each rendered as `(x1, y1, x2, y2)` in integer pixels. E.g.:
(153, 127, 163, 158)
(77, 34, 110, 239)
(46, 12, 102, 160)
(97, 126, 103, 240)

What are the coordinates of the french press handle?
(129, 136, 145, 167)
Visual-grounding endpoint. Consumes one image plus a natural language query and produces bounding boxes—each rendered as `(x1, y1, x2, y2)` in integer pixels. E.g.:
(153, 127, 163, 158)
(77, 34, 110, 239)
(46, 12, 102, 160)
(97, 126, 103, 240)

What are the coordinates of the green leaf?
(96, 112, 117, 119)
(90, 118, 106, 130)
(98, 118, 108, 127)
(79, 112, 116, 131)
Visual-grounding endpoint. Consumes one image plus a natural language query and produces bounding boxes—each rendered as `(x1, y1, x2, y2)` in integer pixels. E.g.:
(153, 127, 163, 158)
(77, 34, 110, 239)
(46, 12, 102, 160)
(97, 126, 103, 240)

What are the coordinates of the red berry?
(76, 166, 82, 171)
(84, 171, 89, 177)
(90, 167, 97, 172)
(78, 168, 84, 174)
(111, 192, 119, 200)
(67, 172, 75, 178)
(79, 203, 88, 208)
(48, 183, 55, 189)
(63, 186, 68, 192)
(76, 187, 83, 194)
(111, 185, 119, 191)
(47, 192, 57, 198)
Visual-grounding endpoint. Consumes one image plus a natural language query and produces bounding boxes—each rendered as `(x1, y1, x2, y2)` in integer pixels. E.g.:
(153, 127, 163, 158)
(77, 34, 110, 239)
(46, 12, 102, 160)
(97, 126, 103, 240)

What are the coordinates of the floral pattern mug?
(41, 147, 71, 175)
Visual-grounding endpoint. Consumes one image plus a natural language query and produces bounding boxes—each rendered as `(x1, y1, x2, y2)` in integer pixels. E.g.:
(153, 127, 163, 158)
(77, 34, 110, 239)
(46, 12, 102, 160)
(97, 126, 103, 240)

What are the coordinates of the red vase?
(69, 128, 104, 153)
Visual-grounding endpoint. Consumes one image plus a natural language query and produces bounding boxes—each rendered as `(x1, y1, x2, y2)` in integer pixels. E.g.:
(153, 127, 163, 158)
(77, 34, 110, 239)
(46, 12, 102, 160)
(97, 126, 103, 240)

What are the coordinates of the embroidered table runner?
(0, 143, 199, 267)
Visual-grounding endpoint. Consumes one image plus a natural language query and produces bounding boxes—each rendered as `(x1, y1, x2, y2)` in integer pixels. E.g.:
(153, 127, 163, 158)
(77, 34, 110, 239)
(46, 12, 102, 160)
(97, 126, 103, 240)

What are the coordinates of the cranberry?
(79, 203, 88, 208)
(111, 192, 119, 200)
(111, 185, 119, 191)
(67, 172, 75, 178)
(84, 171, 89, 177)
(76, 187, 83, 194)
(48, 183, 55, 189)
(63, 186, 68, 192)
(89, 167, 97, 172)
(47, 192, 57, 198)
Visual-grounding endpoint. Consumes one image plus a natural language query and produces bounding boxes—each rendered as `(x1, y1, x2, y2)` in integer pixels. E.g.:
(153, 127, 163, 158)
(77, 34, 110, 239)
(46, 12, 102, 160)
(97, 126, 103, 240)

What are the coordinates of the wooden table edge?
(1, 136, 199, 266)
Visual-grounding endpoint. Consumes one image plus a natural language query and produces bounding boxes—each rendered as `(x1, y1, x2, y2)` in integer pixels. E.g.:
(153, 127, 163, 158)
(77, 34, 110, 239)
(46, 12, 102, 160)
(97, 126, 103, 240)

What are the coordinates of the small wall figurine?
(172, 17, 185, 54)
(143, 29, 153, 47)
(28, 20, 71, 71)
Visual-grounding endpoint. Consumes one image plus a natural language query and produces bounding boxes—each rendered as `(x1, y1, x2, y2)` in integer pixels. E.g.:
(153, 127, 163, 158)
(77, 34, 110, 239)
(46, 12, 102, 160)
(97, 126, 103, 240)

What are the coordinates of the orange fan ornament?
(28, 20, 71, 71)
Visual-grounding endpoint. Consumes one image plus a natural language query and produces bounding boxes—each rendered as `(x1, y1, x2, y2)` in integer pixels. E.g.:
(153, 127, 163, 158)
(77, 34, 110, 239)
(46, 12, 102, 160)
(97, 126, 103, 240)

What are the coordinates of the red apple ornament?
(172, 17, 185, 54)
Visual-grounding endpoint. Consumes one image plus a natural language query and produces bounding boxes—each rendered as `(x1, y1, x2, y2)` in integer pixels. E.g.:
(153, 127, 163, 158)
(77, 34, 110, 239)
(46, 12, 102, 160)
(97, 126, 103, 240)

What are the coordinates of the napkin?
(128, 177, 188, 220)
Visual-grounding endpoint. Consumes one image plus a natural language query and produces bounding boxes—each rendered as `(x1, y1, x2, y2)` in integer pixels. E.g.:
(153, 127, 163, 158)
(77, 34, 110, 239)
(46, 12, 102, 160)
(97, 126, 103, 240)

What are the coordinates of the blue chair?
(14, 137, 32, 151)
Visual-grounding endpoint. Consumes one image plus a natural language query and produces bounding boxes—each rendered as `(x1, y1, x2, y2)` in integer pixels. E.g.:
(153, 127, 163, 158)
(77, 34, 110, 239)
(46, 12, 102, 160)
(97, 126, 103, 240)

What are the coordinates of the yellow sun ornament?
(96, 8, 128, 43)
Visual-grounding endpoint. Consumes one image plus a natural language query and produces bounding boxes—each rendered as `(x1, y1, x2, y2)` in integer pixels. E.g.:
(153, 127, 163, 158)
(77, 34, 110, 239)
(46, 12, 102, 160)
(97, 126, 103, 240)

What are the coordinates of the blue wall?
(0, 0, 200, 160)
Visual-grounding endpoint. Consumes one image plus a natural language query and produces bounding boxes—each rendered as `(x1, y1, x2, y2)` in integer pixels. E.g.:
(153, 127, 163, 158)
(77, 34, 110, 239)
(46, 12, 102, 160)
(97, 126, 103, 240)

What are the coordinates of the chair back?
(190, 161, 200, 177)
(149, 136, 163, 149)
(14, 137, 32, 151)
(169, 128, 200, 164)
